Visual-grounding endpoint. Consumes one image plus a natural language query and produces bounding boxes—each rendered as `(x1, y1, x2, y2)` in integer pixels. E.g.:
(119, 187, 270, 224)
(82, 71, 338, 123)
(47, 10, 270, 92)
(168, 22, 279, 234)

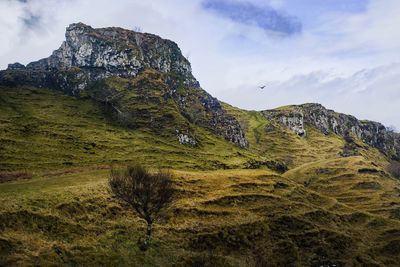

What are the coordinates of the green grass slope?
(223, 103, 390, 170)
(0, 85, 258, 171)
(0, 85, 390, 172)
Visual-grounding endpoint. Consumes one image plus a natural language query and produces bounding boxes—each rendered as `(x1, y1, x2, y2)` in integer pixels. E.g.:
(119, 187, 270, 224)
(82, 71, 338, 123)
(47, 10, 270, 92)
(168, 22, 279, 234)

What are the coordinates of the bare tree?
(109, 164, 175, 250)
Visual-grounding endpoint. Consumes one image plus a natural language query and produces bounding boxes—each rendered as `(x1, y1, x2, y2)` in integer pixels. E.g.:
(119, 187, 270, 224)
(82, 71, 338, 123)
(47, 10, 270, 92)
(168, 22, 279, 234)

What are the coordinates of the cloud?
(21, 13, 41, 29)
(3, 0, 46, 31)
(202, 0, 302, 35)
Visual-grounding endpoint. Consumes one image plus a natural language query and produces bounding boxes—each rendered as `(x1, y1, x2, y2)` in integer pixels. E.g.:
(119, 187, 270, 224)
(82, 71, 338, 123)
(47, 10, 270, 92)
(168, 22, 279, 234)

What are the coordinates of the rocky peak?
(7, 63, 26, 70)
(0, 23, 248, 148)
(263, 104, 400, 160)
(26, 23, 195, 85)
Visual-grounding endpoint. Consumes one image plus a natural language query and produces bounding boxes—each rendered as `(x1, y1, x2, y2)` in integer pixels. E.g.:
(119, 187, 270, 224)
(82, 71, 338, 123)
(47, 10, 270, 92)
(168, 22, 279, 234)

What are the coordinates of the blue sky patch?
(202, 0, 302, 36)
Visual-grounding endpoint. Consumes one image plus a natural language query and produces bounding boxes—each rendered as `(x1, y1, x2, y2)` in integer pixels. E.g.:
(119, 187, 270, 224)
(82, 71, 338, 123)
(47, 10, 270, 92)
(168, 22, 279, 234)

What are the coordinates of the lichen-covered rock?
(263, 103, 400, 160)
(264, 108, 306, 136)
(176, 129, 197, 146)
(0, 23, 248, 148)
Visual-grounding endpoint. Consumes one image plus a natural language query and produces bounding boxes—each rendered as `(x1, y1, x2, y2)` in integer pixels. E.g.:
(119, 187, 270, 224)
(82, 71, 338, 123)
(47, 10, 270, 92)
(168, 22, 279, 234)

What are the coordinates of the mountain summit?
(15, 22, 196, 94)
(0, 23, 248, 148)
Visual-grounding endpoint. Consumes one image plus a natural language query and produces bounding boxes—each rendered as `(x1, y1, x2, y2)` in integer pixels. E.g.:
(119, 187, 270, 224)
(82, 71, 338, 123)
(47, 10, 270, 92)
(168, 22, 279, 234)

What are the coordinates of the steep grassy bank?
(0, 86, 257, 172)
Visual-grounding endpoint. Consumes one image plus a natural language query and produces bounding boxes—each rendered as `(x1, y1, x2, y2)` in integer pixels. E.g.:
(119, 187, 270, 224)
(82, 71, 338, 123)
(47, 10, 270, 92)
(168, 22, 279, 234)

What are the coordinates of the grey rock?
(7, 63, 25, 70)
(264, 108, 306, 136)
(23, 22, 196, 95)
(263, 103, 400, 160)
(176, 129, 197, 146)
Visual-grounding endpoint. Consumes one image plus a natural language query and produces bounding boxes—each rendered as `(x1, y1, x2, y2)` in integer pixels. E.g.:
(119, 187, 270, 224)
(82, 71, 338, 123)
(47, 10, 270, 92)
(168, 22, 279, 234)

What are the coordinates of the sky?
(0, 0, 399, 129)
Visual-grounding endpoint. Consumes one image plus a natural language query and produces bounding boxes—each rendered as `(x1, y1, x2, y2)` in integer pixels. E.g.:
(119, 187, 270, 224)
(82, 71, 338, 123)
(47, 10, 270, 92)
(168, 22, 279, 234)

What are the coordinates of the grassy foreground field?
(1, 157, 400, 266)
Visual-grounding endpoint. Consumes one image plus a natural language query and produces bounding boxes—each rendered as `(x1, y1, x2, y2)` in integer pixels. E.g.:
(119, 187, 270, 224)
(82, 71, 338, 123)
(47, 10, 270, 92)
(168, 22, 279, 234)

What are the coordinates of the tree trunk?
(141, 222, 153, 250)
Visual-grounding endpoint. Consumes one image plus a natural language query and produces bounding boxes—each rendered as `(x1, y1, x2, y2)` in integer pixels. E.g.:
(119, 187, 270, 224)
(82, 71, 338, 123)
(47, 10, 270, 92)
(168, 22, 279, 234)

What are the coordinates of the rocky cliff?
(3, 23, 196, 94)
(263, 103, 400, 160)
(0, 23, 248, 148)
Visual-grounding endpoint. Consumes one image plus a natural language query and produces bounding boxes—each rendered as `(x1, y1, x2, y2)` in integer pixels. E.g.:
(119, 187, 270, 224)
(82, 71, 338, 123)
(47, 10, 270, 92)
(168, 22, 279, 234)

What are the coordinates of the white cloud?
(0, 0, 399, 128)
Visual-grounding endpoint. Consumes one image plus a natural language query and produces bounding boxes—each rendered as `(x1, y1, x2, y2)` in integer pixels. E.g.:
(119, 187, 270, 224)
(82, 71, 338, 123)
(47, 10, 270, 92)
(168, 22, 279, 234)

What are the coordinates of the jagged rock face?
(6, 23, 196, 95)
(0, 23, 248, 148)
(263, 108, 305, 136)
(36, 23, 193, 76)
(263, 103, 400, 160)
(165, 74, 248, 148)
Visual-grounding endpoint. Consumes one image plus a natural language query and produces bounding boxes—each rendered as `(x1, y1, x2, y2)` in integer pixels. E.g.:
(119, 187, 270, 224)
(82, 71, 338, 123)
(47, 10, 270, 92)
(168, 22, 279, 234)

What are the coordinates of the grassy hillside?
(223, 103, 389, 169)
(0, 85, 389, 172)
(1, 85, 400, 266)
(1, 157, 400, 266)
(0, 85, 258, 171)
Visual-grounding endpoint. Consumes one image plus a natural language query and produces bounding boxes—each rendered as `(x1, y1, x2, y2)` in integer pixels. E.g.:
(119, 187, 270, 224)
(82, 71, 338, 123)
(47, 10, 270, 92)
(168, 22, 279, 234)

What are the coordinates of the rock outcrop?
(0, 23, 248, 148)
(264, 107, 306, 136)
(1, 23, 196, 94)
(263, 103, 400, 160)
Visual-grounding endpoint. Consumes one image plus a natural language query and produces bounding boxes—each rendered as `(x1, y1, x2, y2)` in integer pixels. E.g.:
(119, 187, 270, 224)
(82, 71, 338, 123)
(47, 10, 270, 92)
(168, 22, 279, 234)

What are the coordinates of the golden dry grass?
(1, 160, 400, 266)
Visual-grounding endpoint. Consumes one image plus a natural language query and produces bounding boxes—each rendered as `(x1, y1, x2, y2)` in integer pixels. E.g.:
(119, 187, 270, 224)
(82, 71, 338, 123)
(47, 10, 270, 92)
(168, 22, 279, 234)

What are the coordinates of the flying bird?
(259, 85, 266, 89)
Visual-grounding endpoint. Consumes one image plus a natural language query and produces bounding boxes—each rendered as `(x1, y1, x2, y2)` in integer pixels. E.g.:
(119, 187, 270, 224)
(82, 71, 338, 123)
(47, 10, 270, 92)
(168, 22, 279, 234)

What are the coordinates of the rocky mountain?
(0, 23, 248, 148)
(1, 22, 399, 159)
(263, 103, 400, 160)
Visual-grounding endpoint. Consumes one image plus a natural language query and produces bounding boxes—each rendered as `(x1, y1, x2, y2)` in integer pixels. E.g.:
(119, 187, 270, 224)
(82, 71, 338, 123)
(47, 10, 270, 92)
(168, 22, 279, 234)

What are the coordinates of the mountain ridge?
(262, 103, 400, 160)
(0, 22, 399, 161)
